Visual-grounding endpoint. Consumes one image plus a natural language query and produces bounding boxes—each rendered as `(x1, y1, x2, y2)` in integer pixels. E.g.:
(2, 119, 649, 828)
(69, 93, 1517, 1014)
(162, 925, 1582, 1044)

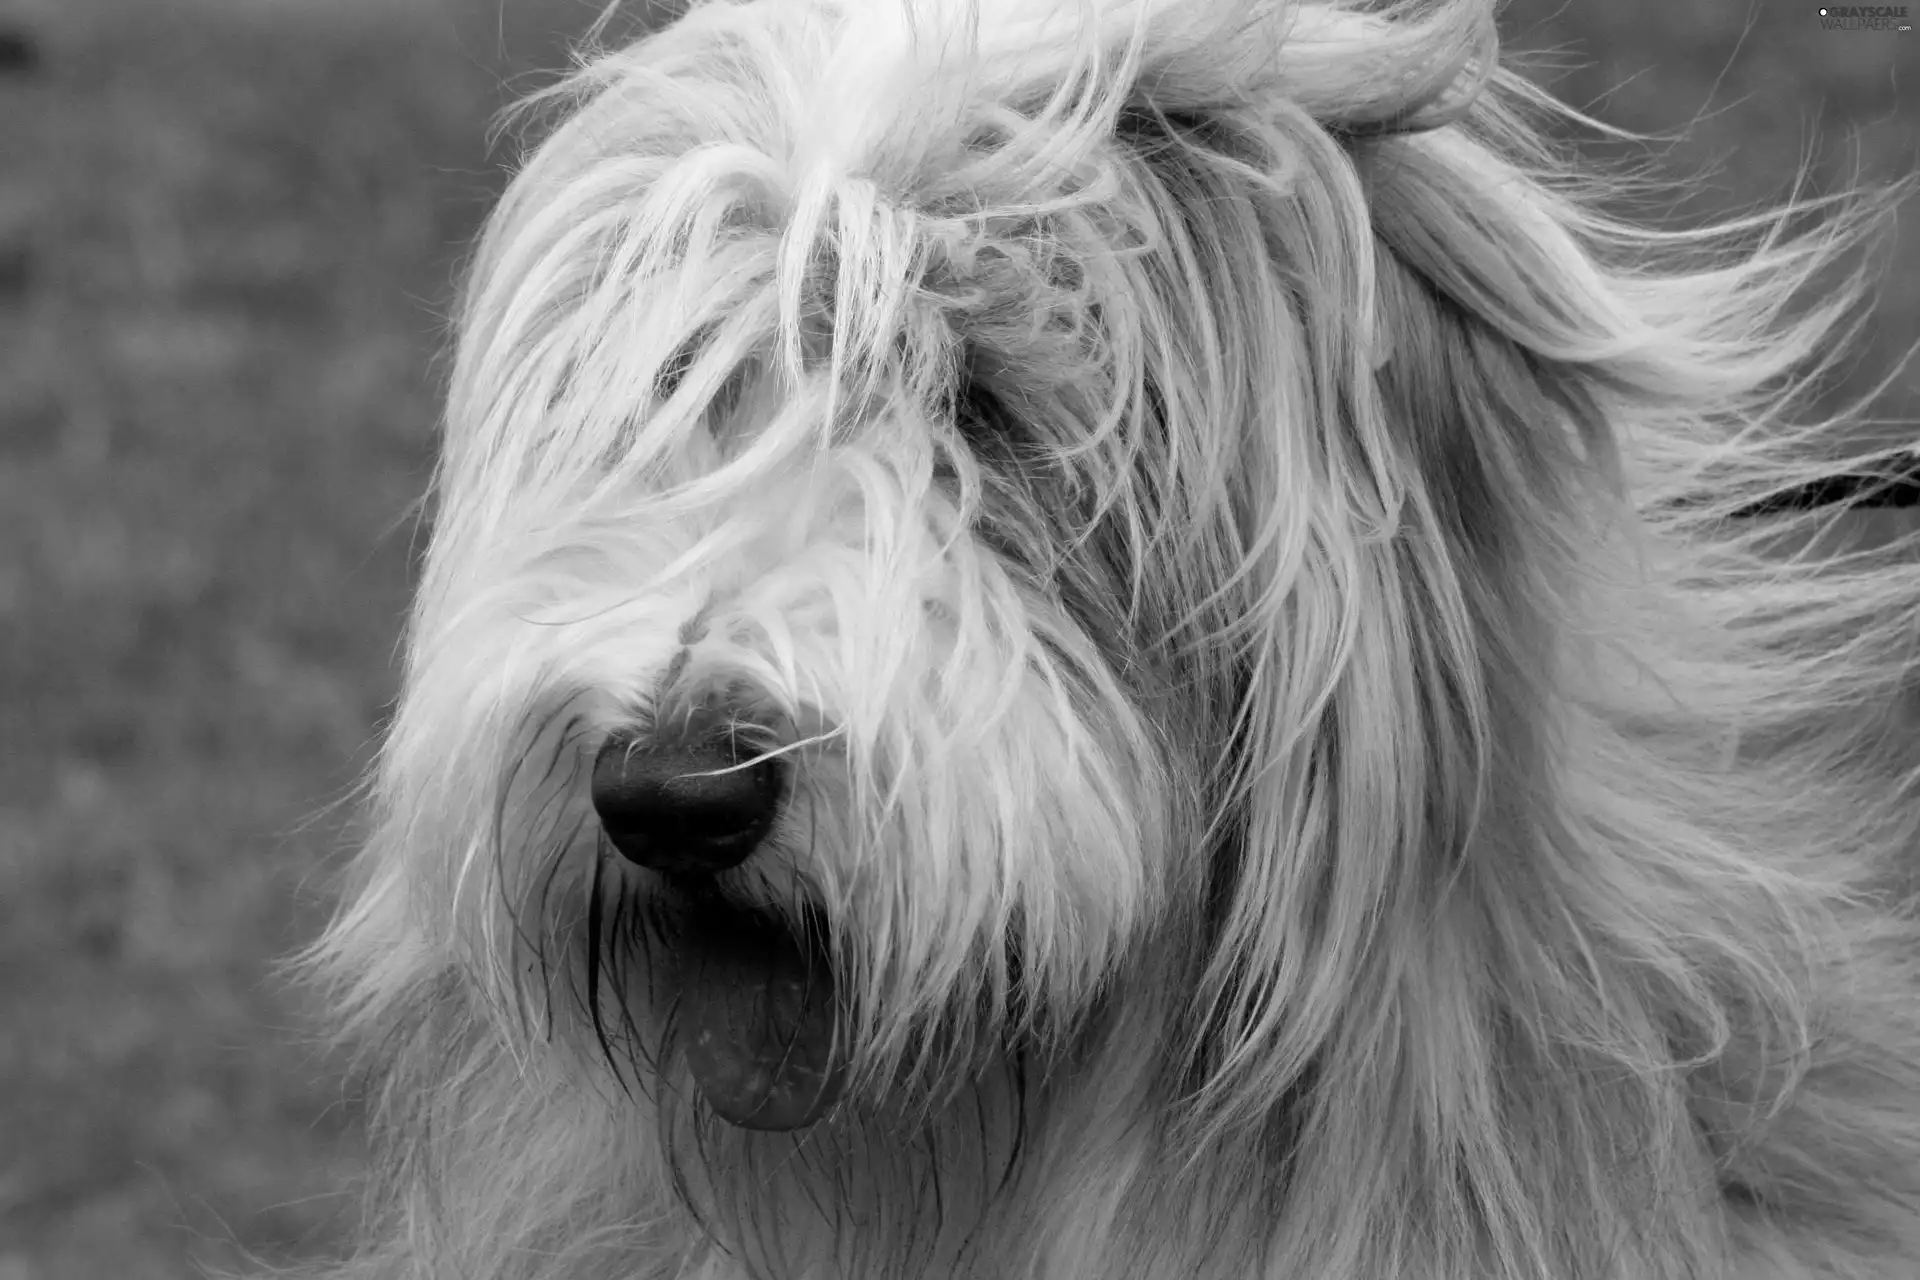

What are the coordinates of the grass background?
(0, 1, 1912, 1276)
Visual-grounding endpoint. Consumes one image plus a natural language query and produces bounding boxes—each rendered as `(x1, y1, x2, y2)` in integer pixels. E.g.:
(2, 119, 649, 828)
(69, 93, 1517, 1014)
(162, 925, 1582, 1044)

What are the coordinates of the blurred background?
(0, 1, 1912, 1276)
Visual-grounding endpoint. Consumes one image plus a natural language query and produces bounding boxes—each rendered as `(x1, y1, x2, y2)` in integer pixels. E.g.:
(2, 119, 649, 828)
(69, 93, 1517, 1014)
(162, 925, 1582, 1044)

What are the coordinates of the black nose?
(591, 733, 782, 875)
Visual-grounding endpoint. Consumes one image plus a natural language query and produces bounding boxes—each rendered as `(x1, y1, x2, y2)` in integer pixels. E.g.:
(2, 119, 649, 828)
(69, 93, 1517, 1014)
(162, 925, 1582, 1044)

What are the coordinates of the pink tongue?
(680, 918, 844, 1130)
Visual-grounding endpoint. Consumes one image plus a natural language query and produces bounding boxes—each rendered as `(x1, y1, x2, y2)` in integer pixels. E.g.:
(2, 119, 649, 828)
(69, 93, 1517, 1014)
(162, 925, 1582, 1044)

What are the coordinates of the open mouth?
(668, 893, 847, 1131)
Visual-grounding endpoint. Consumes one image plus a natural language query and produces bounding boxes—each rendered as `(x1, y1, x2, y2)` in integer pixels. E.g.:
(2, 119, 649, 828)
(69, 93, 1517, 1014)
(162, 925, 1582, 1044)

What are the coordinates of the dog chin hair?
(291, 1, 1920, 1277)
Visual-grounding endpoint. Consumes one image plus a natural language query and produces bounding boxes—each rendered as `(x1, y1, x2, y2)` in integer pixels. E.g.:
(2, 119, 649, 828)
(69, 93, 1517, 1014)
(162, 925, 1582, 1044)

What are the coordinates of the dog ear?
(1091, 8, 1544, 1143)
(1151, 11, 1914, 1259)
(1119, 0, 1739, 1232)
(1135, 108, 1636, 1276)
(1178, 240, 1574, 1130)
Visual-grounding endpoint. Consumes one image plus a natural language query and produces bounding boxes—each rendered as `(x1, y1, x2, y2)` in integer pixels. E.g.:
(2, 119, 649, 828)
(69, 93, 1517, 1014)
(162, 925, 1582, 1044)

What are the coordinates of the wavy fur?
(294, 1, 1920, 1277)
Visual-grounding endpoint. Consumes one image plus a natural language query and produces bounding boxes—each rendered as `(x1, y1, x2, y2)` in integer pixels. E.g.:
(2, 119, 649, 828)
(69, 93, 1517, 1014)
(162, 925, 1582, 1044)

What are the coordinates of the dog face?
(364, 0, 1539, 1150)
(364, 0, 1540, 1230)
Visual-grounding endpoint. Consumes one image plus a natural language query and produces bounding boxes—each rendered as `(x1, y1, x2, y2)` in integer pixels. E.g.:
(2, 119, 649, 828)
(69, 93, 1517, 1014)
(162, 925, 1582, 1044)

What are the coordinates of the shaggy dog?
(304, 0, 1920, 1276)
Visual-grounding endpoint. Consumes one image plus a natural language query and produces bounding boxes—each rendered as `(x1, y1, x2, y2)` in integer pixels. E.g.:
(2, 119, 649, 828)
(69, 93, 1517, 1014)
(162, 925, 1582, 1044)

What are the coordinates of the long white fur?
(297, 0, 1920, 1277)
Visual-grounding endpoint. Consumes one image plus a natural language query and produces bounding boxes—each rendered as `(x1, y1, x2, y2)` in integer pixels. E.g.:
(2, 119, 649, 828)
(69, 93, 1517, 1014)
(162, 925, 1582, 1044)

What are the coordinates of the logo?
(1818, 5, 1913, 28)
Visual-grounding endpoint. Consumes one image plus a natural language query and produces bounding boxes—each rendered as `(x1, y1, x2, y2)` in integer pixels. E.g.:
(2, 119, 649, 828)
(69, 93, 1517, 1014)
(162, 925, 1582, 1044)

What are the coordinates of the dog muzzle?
(592, 733, 846, 1130)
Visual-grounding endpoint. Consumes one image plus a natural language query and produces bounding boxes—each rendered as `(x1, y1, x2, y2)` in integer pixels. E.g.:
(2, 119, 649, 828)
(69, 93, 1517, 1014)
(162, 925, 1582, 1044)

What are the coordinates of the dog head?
(384, 0, 1537, 1118)
(319, 1, 1905, 1274)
